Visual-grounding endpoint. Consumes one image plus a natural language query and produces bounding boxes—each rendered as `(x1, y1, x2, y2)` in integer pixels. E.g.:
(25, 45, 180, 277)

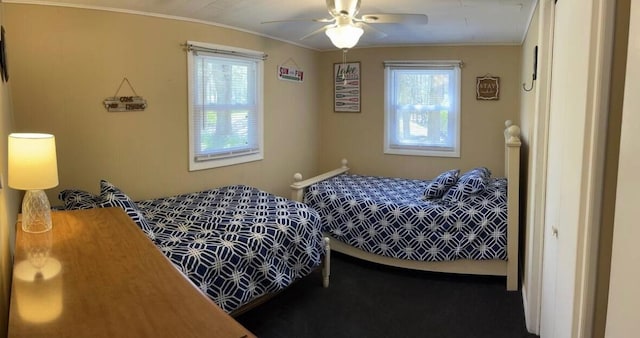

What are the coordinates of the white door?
(539, 0, 612, 337)
(540, 1, 579, 335)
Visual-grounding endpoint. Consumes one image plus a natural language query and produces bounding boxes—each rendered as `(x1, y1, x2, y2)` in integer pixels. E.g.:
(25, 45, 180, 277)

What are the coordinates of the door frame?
(572, 0, 616, 335)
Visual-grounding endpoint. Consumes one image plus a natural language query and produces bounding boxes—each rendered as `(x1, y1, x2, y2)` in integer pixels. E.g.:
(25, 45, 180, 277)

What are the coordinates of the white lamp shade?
(8, 133, 59, 190)
(325, 24, 364, 49)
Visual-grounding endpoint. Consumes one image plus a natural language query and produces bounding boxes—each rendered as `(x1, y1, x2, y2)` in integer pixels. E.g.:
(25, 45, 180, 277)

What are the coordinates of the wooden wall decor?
(103, 77, 147, 112)
(476, 75, 500, 100)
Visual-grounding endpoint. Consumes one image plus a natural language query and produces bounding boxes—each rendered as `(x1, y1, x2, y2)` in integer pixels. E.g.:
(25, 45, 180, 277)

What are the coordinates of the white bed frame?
(291, 120, 521, 291)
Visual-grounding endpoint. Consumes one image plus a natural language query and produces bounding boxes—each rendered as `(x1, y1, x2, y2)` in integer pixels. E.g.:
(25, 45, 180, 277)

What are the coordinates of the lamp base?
(21, 190, 53, 233)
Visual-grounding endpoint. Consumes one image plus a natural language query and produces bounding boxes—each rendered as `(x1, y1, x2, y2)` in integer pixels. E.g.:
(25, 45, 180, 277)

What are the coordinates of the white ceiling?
(11, 0, 537, 50)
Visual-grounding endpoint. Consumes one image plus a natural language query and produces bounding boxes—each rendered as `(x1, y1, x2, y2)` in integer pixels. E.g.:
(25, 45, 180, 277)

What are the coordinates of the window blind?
(383, 60, 461, 158)
(186, 41, 265, 170)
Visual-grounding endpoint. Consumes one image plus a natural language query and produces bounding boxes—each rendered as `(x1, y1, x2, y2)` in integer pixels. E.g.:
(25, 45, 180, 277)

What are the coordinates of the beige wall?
(317, 46, 520, 179)
(519, 10, 539, 143)
(0, 98, 15, 335)
(5, 4, 321, 202)
(519, 0, 538, 276)
(605, 0, 640, 334)
(0, 3, 21, 335)
(518, 2, 539, 332)
(594, 0, 629, 335)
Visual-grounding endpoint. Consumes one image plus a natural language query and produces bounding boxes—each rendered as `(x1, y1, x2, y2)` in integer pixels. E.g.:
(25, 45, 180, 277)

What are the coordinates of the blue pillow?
(462, 167, 492, 178)
(443, 167, 491, 202)
(458, 174, 487, 194)
(423, 169, 459, 199)
(58, 189, 100, 210)
(98, 180, 152, 233)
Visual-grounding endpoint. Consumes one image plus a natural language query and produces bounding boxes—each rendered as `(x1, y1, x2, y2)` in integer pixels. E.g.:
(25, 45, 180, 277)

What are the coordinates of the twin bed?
(58, 182, 330, 314)
(58, 121, 521, 315)
(291, 121, 521, 290)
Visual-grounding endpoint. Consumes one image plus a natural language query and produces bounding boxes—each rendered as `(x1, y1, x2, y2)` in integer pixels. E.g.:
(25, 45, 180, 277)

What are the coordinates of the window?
(384, 61, 461, 157)
(187, 41, 265, 171)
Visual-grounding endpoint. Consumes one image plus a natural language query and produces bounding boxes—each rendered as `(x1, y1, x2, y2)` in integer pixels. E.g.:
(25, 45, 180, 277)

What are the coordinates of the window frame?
(186, 41, 265, 171)
(383, 60, 462, 158)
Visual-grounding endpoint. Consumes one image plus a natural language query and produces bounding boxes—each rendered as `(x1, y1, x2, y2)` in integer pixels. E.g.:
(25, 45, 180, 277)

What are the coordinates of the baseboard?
(522, 282, 540, 335)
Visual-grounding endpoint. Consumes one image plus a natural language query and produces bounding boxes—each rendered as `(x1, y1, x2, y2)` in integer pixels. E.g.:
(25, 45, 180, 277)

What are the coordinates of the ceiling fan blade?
(300, 25, 331, 40)
(261, 18, 335, 24)
(359, 22, 387, 39)
(359, 14, 428, 25)
(326, 0, 361, 17)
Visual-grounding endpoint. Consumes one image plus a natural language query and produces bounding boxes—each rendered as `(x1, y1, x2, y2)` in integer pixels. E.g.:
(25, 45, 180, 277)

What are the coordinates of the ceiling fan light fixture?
(325, 24, 364, 49)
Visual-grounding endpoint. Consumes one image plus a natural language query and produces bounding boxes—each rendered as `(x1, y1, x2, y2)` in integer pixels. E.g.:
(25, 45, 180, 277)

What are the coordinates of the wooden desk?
(8, 208, 255, 338)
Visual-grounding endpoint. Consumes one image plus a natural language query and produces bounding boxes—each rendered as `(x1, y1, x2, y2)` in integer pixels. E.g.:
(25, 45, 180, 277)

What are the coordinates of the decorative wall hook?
(523, 45, 538, 92)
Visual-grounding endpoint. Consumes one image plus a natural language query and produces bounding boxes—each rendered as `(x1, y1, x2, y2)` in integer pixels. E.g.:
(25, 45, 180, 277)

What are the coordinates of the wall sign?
(334, 62, 360, 112)
(103, 96, 147, 112)
(277, 57, 304, 83)
(476, 75, 500, 100)
(277, 65, 304, 83)
(103, 77, 147, 112)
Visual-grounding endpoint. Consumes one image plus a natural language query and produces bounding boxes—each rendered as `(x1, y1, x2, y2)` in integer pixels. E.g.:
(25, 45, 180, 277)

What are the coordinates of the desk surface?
(8, 208, 255, 338)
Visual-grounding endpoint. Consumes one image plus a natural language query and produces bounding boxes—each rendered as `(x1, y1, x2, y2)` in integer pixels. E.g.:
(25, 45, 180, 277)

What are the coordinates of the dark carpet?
(236, 253, 539, 338)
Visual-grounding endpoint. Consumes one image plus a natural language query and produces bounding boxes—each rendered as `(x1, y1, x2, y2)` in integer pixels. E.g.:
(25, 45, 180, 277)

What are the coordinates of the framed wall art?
(476, 75, 500, 100)
(333, 62, 360, 112)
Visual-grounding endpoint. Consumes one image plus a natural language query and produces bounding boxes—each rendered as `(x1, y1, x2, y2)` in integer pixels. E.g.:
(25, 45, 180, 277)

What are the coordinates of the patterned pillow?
(463, 167, 492, 178)
(443, 167, 491, 202)
(423, 169, 460, 199)
(58, 189, 100, 210)
(98, 180, 153, 233)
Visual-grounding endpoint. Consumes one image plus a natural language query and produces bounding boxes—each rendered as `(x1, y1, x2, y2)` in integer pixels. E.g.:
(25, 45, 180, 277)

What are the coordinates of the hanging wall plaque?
(333, 62, 360, 112)
(277, 57, 304, 83)
(278, 65, 304, 82)
(476, 75, 500, 100)
(103, 77, 147, 112)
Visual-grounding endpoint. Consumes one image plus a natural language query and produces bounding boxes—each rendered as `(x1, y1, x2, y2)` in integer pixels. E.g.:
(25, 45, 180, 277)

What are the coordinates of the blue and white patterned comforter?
(58, 182, 324, 314)
(133, 185, 324, 313)
(304, 174, 508, 262)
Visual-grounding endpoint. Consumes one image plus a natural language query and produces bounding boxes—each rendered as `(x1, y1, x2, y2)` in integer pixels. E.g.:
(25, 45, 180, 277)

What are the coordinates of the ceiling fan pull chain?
(342, 49, 348, 84)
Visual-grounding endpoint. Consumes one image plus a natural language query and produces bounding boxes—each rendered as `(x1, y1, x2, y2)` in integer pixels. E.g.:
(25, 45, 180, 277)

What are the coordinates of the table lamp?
(8, 133, 59, 233)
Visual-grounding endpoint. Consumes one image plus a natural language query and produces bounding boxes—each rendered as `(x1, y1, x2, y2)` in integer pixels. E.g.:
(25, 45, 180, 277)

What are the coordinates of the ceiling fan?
(262, 0, 428, 49)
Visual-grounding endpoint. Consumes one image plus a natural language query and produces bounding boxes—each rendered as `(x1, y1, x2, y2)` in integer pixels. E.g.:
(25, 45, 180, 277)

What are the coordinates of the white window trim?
(187, 41, 265, 171)
(383, 60, 462, 158)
